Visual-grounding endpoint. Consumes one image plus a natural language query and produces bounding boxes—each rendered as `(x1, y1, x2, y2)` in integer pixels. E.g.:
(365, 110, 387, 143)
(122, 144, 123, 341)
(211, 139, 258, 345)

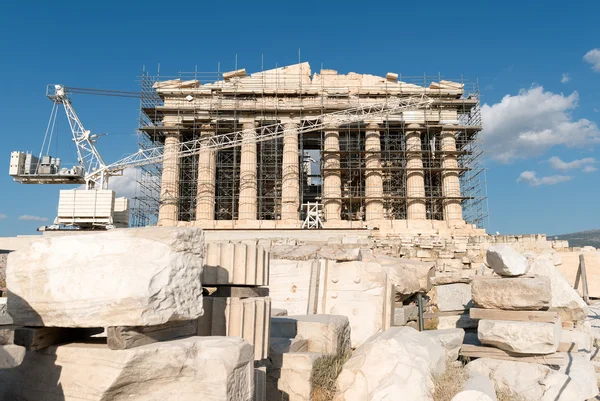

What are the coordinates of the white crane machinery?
(9, 84, 434, 230)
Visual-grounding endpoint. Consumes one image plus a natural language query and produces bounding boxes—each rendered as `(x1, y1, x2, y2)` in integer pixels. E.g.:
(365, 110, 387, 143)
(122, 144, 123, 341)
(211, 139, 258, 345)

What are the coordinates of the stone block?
(530, 258, 588, 320)
(203, 242, 269, 286)
(0, 337, 254, 401)
(324, 261, 394, 348)
(334, 327, 445, 400)
(451, 372, 497, 401)
(278, 352, 324, 401)
(254, 366, 266, 401)
(471, 277, 551, 310)
(198, 297, 270, 360)
(0, 344, 25, 369)
(559, 354, 598, 400)
(268, 337, 308, 368)
(478, 319, 560, 355)
(561, 329, 592, 353)
(394, 304, 418, 326)
(437, 314, 479, 330)
(485, 244, 529, 276)
(269, 259, 315, 315)
(434, 283, 473, 312)
(7, 227, 204, 327)
(423, 328, 465, 361)
(271, 308, 288, 316)
(467, 358, 582, 401)
(270, 314, 350, 356)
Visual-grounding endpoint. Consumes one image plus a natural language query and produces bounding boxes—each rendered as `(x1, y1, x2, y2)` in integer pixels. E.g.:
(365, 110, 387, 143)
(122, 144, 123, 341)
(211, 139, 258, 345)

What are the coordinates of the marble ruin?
(136, 63, 486, 234)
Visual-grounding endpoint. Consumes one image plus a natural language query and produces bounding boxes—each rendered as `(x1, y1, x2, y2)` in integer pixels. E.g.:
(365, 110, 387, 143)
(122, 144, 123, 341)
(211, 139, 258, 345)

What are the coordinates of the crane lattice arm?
(48, 85, 108, 188)
(90, 94, 434, 184)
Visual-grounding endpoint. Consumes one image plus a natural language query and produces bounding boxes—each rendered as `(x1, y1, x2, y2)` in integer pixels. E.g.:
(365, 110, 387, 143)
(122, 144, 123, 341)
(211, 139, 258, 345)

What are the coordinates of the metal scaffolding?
(132, 65, 489, 229)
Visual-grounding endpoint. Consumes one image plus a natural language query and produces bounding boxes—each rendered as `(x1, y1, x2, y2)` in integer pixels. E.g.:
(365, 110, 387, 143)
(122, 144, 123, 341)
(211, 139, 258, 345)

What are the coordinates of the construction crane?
(9, 84, 434, 230)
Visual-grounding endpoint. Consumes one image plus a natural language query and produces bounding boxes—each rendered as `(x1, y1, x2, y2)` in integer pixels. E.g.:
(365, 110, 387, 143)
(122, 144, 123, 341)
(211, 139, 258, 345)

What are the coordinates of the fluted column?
(441, 131, 463, 222)
(281, 121, 300, 221)
(323, 130, 342, 221)
(158, 131, 180, 226)
(364, 123, 384, 221)
(238, 121, 257, 221)
(195, 125, 216, 221)
(406, 124, 426, 220)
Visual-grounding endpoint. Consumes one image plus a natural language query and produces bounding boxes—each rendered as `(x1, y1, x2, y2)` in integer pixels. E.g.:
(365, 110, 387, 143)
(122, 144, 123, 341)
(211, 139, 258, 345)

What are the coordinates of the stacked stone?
(470, 245, 562, 356)
(0, 228, 257, 401)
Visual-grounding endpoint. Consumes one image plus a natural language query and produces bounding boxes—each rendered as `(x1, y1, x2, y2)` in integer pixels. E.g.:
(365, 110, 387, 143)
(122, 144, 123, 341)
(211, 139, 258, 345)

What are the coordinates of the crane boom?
(90, 94, 434, 183)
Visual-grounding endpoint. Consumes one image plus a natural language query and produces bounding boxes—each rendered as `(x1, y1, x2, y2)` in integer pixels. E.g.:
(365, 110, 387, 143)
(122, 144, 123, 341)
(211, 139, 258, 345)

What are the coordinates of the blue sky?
(0, 0, 599, 237)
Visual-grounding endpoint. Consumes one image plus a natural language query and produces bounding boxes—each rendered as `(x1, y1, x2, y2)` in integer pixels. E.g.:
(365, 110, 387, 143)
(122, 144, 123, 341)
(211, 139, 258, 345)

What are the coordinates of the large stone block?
(466, 358, 582, 401)
(8, 227, 204, 327)
(558, 354, 598, 400)
(323, 261, 394, 347)
(478, 319, 560, 355)
(471, 276, 551, 310)
(0, 337, 254, 401)
(423, 328, 465, 361)
(334, 327, 445, 401)
(485, 244, 529, 276)
(433, 283, 473, 312)
(198, 297, 270, 360)
(530, 258, 588, 320)
(271, 314, 351, 356)
(203, 242, 269, 286)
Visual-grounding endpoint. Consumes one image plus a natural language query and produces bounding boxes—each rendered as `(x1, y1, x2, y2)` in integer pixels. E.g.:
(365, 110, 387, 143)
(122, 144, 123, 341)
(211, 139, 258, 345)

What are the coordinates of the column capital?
(364, 122, 380, 130)
(163, 130, 181, 139)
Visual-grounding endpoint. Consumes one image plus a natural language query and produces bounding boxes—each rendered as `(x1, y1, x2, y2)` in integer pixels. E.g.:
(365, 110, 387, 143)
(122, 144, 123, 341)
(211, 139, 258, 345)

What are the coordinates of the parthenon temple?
(136, 63, 486, 233)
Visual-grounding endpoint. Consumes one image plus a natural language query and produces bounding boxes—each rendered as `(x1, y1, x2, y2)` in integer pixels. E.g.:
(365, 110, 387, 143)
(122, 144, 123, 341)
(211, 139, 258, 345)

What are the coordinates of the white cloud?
(517, 171, 572, 186)
(108, 168, 140, 199)
(481, 86, 600, 163)
(547, 156, 596, 171)
(583, 165, 598, 173)
(0, 214, 7, 219)
(561, 73, 570, 83)
(18, 215, 49, 222)
(584, 49, 600, 72)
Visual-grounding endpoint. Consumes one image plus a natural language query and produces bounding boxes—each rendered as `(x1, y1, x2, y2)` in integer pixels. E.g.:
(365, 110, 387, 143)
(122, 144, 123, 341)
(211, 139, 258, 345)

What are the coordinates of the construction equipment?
(9, 84, 434, 230)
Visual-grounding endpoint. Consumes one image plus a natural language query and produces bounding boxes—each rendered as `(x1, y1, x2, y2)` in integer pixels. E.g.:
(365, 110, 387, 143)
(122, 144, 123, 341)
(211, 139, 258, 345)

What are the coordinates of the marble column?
(406, 124, 426, 220)
(281, 121, 300, 221)
(158, 131, 180, 226)
(238, 121, 257, 221)
(364, 123, 384, 221)
(323, 130, 342, 221)
(441, 130, 463, 222)
(195, 126, 216, 221)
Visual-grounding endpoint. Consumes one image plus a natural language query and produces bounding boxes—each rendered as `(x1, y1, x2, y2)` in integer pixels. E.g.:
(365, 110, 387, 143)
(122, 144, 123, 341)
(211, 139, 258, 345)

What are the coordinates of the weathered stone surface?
(324, 261, 394, 347)
(203, 242, 269, 286)
(558, 354, 598, 400)
(0, 336, 254, 401)
(270, 244, 361, 262)
(367, 254, 435, 295)
(478, 319, 560, 354)
(561, 329, 592, 353)
(334, 327, 445, 401)
(198, 297, 270, 360)
(530, 257, 588, 320)
(271, 308, 288, 316)
(423, 328, 465, 361)
(268, 337, 308, 368)
(278, 352, 326, 401)
(467, 358, 582, 401)
(471, 276, 551, 310)
(451, 372, 497, 401)
(0, 344, 25, 369)
(0, 298, 12, 325)
(269, 259, 315, 315)
(8, 227, 204, 327)
(433, 283, 473, 312)
(394, 304, 418, 326)
(437, 314, 478, 329)
(271, 314, 350, 356)
(485, 244, 529, 276)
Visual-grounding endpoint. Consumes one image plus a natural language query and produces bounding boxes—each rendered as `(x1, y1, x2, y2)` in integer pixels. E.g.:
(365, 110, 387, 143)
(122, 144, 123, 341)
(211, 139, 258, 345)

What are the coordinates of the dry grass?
(431, 362, 469, 401)
(495, 387, 527, 401)
(311, 351, 351, 401)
